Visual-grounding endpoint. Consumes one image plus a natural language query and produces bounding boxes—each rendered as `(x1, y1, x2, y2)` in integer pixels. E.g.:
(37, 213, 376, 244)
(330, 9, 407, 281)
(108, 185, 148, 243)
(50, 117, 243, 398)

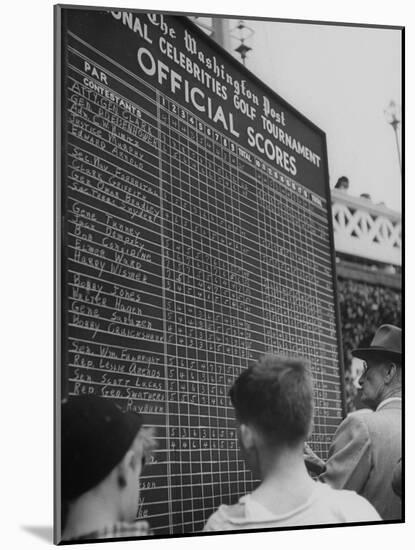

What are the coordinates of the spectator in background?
(61, 396, 156, 542)
(334, 176, 350, 191)
(320, 325, 402, 520)
(204, 355, 380, 531)
(337, 278, 401, 411)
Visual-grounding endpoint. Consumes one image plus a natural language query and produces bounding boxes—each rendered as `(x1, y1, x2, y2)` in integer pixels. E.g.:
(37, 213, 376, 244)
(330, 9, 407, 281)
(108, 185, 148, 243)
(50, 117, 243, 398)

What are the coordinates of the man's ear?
(384, 362, 398, 384)
(239, 423, 255, 450)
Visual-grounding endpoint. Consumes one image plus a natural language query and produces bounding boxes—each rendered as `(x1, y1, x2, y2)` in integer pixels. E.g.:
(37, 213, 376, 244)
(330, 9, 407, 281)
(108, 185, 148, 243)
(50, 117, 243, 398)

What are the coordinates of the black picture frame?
(54, 4, 403, 545)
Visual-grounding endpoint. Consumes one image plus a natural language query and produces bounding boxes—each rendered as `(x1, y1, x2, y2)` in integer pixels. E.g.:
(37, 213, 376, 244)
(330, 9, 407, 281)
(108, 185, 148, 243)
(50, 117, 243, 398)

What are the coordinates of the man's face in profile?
(358, 359, 386, 408)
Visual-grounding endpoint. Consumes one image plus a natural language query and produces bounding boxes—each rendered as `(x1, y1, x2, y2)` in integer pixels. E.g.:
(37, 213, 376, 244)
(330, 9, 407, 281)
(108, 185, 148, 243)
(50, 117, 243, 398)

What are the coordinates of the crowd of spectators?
(337, 278, 402, 411)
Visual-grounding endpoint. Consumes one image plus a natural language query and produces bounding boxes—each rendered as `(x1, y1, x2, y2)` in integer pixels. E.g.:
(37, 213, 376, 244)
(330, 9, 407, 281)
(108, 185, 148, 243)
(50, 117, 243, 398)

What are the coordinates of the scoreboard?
(56, 7, 345, 536)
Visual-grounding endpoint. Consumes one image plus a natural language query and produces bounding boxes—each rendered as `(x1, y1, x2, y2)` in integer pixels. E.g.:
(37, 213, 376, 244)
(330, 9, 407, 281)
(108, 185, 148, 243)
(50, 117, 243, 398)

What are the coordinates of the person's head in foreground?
(353, 324, 402, 410)
(230, 355, 313, 478)
(61, 395, 156, 542)
(229, 355, 313, 479)
(203, 355, 381, 531)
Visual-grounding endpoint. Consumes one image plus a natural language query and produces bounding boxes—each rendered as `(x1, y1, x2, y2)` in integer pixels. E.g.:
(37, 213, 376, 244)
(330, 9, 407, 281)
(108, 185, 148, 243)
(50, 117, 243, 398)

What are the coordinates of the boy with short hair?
(204, 355, 380, 531)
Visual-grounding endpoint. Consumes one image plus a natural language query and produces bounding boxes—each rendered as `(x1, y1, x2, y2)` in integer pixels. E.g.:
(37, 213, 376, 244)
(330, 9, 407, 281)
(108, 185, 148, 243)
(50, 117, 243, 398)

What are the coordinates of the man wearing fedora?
(319, 324, 402, 520)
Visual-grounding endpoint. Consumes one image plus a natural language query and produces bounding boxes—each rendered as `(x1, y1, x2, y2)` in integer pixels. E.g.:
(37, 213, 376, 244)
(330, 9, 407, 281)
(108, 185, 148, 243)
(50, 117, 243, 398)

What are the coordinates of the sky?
(220, 18, 402, 212)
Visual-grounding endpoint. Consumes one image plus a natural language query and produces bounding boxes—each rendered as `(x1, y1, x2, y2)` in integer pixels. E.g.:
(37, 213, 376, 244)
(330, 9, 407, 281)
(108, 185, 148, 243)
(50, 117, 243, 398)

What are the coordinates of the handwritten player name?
(72, 380, 166, 401)
(73, 222, 152, 261)
(69, 105, 158, 149)
(70, 147, 159, 198)
(71, 368, 164, 391)
(74, 237, 151, 273)
(70, 93, 141, 126)
(70, 167, 161, 220)
(71, 340, 161, 364)
(70, 163, 159, 217)
(73, 355, 163, 378)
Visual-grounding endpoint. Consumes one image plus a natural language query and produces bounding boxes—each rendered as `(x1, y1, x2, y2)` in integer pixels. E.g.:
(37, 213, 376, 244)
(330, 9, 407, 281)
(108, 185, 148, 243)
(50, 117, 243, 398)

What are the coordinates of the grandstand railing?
(331, 189, 402, 267)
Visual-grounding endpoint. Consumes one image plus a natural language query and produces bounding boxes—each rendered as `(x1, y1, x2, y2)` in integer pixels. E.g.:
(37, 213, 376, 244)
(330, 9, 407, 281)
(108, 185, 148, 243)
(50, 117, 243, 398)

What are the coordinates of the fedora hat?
(352, 324, 402, 362)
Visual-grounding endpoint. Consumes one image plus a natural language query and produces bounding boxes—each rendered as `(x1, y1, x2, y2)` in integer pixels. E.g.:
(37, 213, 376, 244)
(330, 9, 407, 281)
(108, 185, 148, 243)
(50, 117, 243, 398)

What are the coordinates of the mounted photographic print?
(55, 4, 403, 544)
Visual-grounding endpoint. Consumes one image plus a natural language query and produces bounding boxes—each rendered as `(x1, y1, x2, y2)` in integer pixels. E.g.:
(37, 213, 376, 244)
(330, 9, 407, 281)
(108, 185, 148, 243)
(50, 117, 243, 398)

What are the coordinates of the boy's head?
(61, 396, 155, 522)
(230, 355, 314, 450)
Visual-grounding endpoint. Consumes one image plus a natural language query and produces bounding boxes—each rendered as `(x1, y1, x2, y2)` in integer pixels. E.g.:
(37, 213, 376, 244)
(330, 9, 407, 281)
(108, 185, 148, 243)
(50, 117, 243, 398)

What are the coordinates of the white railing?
(331, 189, 401, 266)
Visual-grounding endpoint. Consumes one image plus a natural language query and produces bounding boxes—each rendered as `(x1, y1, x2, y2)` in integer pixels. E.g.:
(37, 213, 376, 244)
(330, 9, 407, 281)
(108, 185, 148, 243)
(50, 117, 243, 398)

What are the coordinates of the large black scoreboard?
(55, 6, 345, 536)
